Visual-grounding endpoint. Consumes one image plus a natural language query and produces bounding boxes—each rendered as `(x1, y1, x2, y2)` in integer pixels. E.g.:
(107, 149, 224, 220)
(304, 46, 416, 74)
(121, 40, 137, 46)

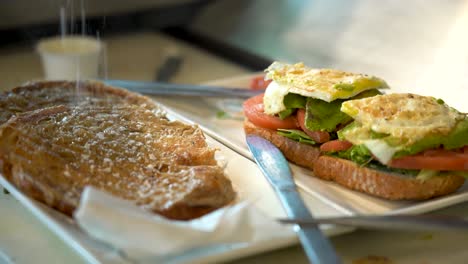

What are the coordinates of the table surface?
(1, 32, 468, 264)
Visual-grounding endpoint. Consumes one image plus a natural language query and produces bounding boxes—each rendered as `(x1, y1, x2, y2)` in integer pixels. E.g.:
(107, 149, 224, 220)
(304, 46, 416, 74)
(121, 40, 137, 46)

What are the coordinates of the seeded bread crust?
(313, 156, 465, 200)
(244, 119, 465, 200)
(243, 120, 320, 171)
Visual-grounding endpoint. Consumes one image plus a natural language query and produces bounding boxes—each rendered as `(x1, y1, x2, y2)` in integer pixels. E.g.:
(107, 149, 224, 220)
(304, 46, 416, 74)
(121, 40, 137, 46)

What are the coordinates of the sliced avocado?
(277, 93, 307, 119)
(283, 93, 307, 109)
(304, 98, 352, 132)
(393, 117, 468, 158)
(278, 108, 296, 119)
(443, 116, 468, 149)
(340, 115, 468, 159)
(333, 78, 387, 93)
(304, 89, 381, 133)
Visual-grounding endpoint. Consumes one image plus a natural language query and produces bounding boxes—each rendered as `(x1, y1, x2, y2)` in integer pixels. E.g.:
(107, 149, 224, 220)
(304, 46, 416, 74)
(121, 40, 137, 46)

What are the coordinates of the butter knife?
(279, 214, 468, 231)
(103, 79, 262, 98)
(246, 135, 342, 264)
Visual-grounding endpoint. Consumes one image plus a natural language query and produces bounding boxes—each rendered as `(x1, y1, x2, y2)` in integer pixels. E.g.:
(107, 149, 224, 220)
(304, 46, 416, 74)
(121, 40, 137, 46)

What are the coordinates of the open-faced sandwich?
(243, 62, 467, 200)
(243, 61, 389, 170)
(314, 93, 467, 200)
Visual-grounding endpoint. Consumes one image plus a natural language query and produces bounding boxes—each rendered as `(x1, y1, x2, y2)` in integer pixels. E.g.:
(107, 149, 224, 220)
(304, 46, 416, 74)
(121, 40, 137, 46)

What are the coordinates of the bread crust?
(313, 156, 465, 200)
(243, 120, 320, 170)
(244, 119, 465, 200)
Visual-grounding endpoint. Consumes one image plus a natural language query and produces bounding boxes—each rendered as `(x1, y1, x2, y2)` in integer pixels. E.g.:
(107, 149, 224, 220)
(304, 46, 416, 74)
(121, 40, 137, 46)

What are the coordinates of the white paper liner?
(74, 187, 294, 260)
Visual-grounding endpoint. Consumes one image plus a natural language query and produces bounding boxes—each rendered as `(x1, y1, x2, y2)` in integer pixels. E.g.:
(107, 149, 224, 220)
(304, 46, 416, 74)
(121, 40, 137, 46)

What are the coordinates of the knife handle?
(278, 188, 342, 264)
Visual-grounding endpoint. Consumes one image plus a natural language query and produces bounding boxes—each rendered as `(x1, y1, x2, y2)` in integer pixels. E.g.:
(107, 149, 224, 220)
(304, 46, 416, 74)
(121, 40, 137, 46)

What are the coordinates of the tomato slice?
(250, 76, 272, 90)
(296, 109, 330, 143)
(320, 140, 353, 152)
(243, 93, 298, 130)
(389, 148, 468, 171)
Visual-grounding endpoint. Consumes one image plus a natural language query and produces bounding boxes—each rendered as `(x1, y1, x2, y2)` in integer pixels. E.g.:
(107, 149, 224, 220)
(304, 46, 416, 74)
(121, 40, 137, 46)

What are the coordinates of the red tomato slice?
(320, 140, 353, 152)
(389, 148, 468, 171)
(296, 109, 330, 143)
(243, 93, 298, 130)
(250, 76, 272, 90)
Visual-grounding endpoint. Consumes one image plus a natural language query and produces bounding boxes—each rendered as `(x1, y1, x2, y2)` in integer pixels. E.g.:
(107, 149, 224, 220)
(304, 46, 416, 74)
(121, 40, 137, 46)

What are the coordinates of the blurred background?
(0, 0, 467, 107)
(1, 1, 468, 263)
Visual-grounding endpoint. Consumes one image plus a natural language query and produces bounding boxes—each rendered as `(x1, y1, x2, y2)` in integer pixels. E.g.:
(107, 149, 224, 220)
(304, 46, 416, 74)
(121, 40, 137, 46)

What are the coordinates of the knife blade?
(103, 79, 262, 98)
(278, 214, 468, 231)
(246, 135, 342, 264)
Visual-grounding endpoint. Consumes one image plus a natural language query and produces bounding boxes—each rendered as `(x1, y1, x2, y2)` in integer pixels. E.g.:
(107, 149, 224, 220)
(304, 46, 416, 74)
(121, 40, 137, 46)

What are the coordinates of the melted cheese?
(341, 93, 464, 163)
(263, 62, 389, 111)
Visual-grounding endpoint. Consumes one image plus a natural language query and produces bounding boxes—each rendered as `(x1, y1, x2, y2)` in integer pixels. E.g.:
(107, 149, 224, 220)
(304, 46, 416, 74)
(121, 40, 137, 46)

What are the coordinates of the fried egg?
(263, 62, 389, 115)
(341, 93, 464, 163)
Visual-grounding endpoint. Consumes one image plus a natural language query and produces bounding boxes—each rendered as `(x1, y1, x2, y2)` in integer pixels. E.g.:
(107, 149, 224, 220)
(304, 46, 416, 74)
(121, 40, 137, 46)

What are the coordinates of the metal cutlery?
(279, 214, 468, 231)
(155, 48, 183, 82)
(103, 79, 262, 98)
(246, 135, 342, 264)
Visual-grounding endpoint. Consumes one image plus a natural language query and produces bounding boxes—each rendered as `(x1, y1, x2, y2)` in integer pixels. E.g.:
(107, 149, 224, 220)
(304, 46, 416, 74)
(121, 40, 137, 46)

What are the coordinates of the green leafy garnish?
(366, 161, 420, 177)
(329, 145, 420, 176)
(216, 110, 243, 120)
(216, 110, 230, 119)
(331, 144, 373, 165)
(277, 129, 316, 145)
(454, 171, 468, 178)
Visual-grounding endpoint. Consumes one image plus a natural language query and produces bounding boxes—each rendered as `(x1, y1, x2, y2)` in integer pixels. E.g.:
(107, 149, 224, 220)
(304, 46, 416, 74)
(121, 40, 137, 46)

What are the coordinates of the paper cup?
(37, 36, 103, 80)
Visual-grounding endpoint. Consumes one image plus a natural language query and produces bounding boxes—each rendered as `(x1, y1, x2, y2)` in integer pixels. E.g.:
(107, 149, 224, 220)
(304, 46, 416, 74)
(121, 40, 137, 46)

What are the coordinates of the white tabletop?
(0, 32, 467, 264)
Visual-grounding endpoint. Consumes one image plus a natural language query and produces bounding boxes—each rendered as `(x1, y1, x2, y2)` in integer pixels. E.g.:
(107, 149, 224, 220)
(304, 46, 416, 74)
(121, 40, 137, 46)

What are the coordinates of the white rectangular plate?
(0, 97, 349, 264)
(2, 74, 467, 263)
(155, 73, 468, 216)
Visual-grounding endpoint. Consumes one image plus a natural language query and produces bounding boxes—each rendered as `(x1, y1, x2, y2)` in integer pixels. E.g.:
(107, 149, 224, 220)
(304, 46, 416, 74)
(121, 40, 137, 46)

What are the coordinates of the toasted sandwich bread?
(244, 121, 465, 200)
(313, 156, 465, 200)
(0, 81, 236, 220)
(244, 119, 320, 170)
(0, 80, 160, 125)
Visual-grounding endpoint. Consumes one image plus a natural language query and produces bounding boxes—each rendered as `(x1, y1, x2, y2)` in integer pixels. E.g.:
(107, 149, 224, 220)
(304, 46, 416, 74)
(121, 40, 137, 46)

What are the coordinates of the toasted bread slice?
(0, 104, 236, 220)
(0, 80, 160, 125)
(243, 120, 320, 170)
(244, 120, 465, 200)
(313, 156, 464, 200)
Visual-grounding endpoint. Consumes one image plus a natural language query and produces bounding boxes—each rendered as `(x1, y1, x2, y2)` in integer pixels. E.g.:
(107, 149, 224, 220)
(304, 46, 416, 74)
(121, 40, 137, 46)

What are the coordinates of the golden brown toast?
(0, 81, 236, 220)
(0, 80, 160, 125)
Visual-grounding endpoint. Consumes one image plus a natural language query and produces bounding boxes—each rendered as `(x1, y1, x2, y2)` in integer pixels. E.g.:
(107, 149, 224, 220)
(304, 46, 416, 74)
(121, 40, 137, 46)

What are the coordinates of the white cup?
(37, 36, 103, 80)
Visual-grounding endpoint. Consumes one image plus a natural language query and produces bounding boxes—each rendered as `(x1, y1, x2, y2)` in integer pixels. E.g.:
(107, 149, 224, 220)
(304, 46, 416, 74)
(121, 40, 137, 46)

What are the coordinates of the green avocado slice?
(393, 117, 468, 158)
(303, 89, 382, 133)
